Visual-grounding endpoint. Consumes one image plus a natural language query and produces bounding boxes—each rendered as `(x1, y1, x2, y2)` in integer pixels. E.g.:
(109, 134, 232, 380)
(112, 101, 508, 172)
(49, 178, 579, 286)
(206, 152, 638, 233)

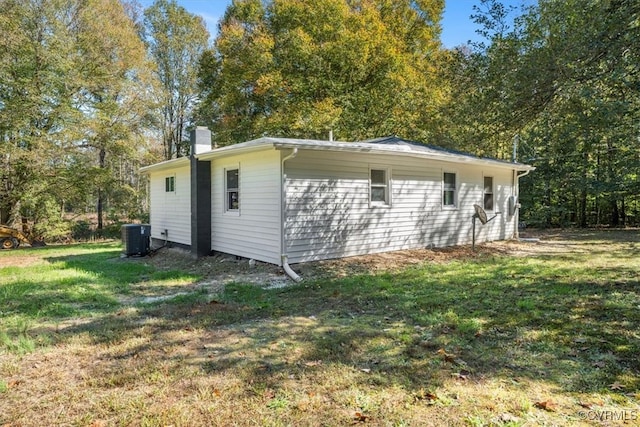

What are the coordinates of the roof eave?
(272, 142, 534, 171)
(139, 157, 189, 174)
(195, 138, 275, 161)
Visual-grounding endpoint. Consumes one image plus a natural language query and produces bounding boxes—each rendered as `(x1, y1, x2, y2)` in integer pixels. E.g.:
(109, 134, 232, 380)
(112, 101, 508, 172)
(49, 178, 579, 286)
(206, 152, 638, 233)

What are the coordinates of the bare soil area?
(142, 229, 621, 287)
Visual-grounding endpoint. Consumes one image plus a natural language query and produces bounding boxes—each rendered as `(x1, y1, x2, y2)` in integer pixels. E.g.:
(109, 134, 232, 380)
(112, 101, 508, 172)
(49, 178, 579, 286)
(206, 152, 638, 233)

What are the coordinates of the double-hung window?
(165, 176, 175, 193)
(443, 172, 456, 207)
(370, 168, 389, 206)
(483, 176, 494, 211)
(225, 168, 239, 211)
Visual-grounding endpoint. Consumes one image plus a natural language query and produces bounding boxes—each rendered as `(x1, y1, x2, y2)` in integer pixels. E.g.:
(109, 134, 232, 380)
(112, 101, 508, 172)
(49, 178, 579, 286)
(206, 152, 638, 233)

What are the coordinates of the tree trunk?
(97, 148, 106, 230)
(610, 199, 619, 227)
(0, 205, 9, 224)
(579, 188, 587, 228)
(544, 183, 552, 227)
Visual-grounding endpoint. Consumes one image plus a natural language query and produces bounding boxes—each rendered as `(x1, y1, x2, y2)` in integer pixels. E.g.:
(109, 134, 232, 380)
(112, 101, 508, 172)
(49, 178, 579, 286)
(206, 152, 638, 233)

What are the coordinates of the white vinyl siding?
(284, 150, 516, 263)
(211, 149, 281, 265)
(148, 165, 191, 245)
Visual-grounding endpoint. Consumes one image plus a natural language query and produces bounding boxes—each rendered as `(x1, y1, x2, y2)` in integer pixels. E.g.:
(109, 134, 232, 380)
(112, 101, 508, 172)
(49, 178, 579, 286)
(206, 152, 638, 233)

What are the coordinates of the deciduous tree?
(198, 0, 447, 145)
(143, 0, 209, 159)
(444, 0, 640, 227)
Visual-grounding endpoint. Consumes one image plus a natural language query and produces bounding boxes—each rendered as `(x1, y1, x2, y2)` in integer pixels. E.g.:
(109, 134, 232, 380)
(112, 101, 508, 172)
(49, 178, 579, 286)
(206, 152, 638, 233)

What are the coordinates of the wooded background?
(1, 0, 638, 241)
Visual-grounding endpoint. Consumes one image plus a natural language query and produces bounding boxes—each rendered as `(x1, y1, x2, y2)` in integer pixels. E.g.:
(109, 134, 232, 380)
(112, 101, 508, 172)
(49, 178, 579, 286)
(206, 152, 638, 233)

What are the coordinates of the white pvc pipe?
(280, 148, 302, 282)
(281, 255, 302, 282)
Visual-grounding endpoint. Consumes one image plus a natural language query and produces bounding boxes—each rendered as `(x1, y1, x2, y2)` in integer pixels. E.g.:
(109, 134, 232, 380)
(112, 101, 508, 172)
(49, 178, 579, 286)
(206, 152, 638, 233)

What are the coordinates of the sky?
(137, 0, 531, 49)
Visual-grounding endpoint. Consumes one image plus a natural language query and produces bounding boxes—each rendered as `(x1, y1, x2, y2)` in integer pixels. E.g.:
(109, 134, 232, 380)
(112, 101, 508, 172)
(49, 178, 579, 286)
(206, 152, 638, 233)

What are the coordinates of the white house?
(140, 128, 533, 274)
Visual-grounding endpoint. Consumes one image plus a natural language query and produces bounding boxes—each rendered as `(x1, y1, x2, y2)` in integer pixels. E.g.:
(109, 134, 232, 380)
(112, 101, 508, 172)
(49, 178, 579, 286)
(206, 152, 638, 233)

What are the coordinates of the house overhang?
(140, 137, 535, 173)
(139, 157, 189, 174)
(270, 140, 535, 172)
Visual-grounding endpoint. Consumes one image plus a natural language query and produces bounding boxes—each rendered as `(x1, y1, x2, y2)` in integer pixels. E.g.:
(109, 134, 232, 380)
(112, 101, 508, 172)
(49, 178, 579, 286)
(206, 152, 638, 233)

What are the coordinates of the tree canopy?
(197, 0, 447, 145)
(0, 0, 153, 237)
(1, 0, 638, 238)
(445, 0, 640, 227)
(143, 0, 209, 159)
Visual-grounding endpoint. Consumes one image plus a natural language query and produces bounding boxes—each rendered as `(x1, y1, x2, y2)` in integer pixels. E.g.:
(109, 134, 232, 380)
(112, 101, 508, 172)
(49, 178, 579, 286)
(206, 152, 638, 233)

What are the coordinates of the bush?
(71, 220, 93, 241)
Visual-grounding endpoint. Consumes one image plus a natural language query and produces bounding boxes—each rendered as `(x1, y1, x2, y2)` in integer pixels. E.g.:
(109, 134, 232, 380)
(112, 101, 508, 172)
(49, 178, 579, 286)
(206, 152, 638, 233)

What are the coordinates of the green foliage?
(197, 0, 447, 145)
(0, 319, 36, 355)
(0, 0, 154, 238)
(72, 221, 93, 241)
(143, 0, 210, 159)
(446, 0, 640, 227)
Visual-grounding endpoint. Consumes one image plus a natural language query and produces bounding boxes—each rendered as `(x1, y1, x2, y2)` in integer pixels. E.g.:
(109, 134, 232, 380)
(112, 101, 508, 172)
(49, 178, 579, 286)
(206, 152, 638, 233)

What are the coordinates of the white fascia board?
(271, 141, 535, 172)
(195, 138, 276, 161)
(140, 137, 535, 173)
(139, 157, 189, 174)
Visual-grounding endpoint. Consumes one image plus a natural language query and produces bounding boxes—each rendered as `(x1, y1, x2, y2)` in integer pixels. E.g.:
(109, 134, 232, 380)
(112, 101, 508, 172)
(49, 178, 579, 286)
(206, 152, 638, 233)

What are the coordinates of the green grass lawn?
(1, 233, 639, 426)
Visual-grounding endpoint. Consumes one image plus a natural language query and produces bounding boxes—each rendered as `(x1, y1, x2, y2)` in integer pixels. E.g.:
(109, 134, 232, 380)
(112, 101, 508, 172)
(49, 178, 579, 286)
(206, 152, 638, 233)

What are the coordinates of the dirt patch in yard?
(142, 246, 290, 289)
(138, 230, 612, 287)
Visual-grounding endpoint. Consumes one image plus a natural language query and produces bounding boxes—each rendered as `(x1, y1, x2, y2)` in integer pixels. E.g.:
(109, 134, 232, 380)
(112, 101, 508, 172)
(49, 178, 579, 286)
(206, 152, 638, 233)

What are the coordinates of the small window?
(370, 168, 389, 205)
(225, 168, 239, 211)
(165, 176, 175, 192)
(483, 176, 494, 211)
(443, 172, 456, 207)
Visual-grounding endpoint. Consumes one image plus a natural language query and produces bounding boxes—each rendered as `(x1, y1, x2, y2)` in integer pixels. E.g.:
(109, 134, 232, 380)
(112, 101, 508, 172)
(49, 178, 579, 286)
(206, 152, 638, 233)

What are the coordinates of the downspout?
(514, 169, 532, 239)
(281, 148, 302, 282)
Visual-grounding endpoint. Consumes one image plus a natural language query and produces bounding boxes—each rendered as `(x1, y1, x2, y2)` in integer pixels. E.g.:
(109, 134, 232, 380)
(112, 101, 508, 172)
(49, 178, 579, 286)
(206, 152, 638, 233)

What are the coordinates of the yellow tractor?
(0, 225, 32, 249)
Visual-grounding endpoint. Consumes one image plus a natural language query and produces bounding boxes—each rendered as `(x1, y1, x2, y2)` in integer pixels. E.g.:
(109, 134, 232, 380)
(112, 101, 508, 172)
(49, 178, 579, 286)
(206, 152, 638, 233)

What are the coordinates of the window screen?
(226, 169, 239, 211)
(370, 169, 388, 204)
(443, 172, 456, 206)
(483, 176, 494, 211)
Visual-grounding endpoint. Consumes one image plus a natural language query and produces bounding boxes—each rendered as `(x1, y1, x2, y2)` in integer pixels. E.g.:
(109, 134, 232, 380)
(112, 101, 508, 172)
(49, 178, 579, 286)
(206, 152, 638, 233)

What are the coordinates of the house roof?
(267, 136, 534, 171)
(139, 156, 189, 173)
(141, 136, 534, 173)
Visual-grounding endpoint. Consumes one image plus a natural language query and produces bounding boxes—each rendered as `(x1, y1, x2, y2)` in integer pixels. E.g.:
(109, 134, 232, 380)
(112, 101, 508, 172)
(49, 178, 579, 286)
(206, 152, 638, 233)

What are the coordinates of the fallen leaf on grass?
(7, 380, 22, 389)
(534, 400, 557, 412)
(453, 370, 471, 380)
(263, 388, 276, 399)
(578, 401, 599, 409)
(353, 412, 369, 423)
(414, 388, 438, 402)
(304, 360, 322, 367)
(609, 382, 625, 391)
(437, 348, 455, 362)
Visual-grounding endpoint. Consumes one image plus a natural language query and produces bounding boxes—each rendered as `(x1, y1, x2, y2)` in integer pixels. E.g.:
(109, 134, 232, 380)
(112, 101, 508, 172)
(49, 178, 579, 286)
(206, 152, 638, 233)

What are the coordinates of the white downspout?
(281, 148, 302, 282)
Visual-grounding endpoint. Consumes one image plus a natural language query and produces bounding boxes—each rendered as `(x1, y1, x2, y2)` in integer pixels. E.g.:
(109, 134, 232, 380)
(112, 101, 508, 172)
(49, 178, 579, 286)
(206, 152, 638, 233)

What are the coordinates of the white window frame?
(224, 166, 240, 214)
(483, 175, 495, 212)
(165, 175, 175, 193)
(442, 170, 457, 209)
(369, 166, 391, 207)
